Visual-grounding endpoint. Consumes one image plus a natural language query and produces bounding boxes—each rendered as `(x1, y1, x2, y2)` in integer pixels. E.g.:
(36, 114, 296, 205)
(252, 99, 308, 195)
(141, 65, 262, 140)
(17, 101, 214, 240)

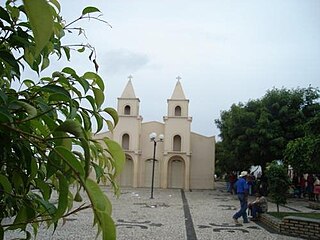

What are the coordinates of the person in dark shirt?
(233, 171, 249, 224)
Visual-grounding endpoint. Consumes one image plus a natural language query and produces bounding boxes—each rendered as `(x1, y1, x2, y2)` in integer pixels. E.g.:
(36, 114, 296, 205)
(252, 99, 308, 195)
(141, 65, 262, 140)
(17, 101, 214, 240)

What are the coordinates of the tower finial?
(176, 76, 181, 81)
(128, 75, 133, 81)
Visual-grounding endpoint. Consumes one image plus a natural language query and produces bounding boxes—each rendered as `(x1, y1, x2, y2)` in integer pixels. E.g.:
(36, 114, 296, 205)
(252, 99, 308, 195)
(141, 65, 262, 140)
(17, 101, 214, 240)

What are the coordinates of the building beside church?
(98, 78, 215, 190)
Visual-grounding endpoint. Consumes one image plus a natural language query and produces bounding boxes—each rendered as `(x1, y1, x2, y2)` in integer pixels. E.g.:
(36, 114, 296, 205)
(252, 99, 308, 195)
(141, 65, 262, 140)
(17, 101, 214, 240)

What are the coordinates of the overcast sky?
(38, 0, 320, 138)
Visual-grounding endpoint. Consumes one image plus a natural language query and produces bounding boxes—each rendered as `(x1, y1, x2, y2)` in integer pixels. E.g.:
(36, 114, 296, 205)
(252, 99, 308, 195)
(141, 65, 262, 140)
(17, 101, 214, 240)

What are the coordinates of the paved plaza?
(5, 182, 315, 240)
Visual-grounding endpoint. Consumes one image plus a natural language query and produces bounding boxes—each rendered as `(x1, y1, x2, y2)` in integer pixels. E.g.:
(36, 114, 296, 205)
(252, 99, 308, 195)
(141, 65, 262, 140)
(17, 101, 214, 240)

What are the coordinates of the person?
(313, 176, 320, 202)
(229, 172, 237, 195)
(299, 174, 306, 198)
(246, 172, 254, 196)
(306, 174, 315, 201)
(233, 171, 249, 224)
(248, 192, 268, 220)
(292, 173, 300, 198)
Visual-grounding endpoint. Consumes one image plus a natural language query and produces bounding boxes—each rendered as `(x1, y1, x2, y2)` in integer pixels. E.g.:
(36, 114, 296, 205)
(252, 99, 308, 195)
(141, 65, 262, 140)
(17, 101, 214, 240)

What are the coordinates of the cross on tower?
(128, 75, 133, 81)
(176, 76, 181, 81)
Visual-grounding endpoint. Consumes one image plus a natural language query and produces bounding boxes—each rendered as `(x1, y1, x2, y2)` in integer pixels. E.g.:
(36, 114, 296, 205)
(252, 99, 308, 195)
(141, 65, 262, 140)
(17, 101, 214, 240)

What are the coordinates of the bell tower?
(114, 76, 142, 187)
(162, 77, 192, 190)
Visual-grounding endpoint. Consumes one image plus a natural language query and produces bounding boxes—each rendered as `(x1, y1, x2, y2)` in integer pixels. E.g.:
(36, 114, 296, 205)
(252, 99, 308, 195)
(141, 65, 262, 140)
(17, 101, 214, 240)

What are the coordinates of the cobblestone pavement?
(4, 182, 312, 240)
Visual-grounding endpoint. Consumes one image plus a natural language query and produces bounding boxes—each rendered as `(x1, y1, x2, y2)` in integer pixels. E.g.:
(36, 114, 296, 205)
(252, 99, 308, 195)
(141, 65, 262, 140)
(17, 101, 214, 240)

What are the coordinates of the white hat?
(239, 171, 248, 178)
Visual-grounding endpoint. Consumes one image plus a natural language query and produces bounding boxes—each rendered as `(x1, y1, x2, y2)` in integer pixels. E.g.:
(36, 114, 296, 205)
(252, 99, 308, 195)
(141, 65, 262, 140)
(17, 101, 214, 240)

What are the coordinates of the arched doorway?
(144, 159, 160, 188)
(168, 156, 185, 189)
(120, 155, 134, 187)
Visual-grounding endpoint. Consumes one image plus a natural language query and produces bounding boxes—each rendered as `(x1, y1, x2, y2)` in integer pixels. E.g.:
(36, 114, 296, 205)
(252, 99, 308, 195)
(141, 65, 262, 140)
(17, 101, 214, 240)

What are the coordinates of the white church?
(98, 78, 216, 190)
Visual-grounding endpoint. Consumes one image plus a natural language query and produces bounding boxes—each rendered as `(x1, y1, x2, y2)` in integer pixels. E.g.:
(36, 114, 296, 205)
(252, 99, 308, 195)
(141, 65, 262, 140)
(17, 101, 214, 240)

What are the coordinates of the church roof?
(120, 79, 136, 98)
(171, 80, 186, 99)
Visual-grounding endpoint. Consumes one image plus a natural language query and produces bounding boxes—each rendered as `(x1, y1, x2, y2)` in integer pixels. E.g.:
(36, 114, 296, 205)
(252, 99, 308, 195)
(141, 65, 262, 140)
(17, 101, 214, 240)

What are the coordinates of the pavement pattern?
(4, 182, 312, 240)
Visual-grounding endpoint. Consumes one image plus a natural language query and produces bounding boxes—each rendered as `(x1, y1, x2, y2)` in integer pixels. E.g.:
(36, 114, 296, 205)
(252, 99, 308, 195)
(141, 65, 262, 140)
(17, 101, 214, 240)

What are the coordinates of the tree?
(215, 87, 319, 173)
(284, 87, 320, 173)
(266, 161, 291, 212)
(0, 1, 124, 239)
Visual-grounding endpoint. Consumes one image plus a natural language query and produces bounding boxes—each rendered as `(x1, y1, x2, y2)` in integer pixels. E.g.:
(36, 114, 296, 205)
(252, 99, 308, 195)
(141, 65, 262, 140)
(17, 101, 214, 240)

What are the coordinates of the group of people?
(232, 171, 268, 224)
(291, 173, 320, 201)
(226, 171, 268, 197)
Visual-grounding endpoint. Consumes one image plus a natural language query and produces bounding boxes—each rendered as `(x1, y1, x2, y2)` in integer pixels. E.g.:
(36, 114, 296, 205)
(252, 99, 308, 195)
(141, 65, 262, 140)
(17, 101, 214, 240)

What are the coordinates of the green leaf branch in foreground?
(0, 1, 123, 239)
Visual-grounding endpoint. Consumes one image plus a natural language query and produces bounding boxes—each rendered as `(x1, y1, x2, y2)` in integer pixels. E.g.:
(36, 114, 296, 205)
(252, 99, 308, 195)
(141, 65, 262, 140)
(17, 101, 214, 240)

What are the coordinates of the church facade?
(98, 79, 216, 190)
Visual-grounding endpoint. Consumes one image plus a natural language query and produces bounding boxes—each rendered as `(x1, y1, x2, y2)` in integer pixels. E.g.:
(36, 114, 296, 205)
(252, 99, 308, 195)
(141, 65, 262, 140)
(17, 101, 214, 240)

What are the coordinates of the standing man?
(233, 171, 249, 224)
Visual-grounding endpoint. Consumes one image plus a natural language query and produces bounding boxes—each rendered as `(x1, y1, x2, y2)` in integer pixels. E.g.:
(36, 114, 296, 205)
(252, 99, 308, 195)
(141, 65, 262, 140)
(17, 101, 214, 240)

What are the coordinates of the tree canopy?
(0, 1, 124, 239)
(215, 87, 320, 173)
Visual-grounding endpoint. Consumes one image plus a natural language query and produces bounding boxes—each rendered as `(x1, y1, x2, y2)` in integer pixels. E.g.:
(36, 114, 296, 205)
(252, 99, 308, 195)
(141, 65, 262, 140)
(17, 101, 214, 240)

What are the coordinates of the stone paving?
(4, 182, 315, 239)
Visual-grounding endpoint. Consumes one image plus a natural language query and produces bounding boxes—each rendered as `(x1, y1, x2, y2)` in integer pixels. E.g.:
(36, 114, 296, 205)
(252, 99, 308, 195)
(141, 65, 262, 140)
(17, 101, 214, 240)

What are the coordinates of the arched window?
(173, 135, 181, 151)
(124, 105, 131, 115)
(174, 106, 181, 116)
(122, 134, 130, 150)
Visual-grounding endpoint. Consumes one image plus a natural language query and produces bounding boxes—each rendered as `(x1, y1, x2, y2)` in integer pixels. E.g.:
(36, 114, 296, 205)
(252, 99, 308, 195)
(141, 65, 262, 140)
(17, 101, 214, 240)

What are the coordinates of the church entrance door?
(168, 157, 185, 189)
(120, 155, 133, 187)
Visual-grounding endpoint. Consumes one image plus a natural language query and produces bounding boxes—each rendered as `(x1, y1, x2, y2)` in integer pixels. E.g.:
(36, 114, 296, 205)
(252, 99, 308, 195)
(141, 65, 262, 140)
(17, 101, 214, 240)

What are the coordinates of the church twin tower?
(102, 78, 215, 190)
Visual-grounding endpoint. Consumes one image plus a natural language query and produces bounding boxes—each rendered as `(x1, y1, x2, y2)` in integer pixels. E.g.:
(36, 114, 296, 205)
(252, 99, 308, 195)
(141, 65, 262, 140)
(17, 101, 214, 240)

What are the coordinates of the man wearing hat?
(233, 171, 249, 224)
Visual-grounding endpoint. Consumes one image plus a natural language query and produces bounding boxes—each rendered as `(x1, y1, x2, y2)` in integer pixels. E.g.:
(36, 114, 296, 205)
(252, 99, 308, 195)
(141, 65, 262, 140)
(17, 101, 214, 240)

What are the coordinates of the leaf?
(80, 110, 92, 131)
(22, 79, 36, 88)
(29, 158, 38, 181)
(0, 6, 11, 23)
(15, 100, 37, 120)
(0, 174, 13, 194)
(106, 120, 114, 132)
(93, 59, 99, 72)
(74, 190, 83, 202)
(85, 179, 115, 240)
(0, 50, 20, 77)
(54, 146, 85, 177)
(78, 77, 90, 93)
(49, 92, 71, 102)
(55, 119, 83, 138)
(93, 87, 105, 109)
(94, 112, 103, 133)
(23, 0, 54, 56)
(62, 67, 76, 75)
(41, 85, 71, 99)
(104, 108, 119, 126)
(86, 95, 97, 111)
(10, 206, 35, 230)
(0, 108, 13, 123)
(41, 56, 50, 71)
(82, 6, 101, 15)
(62, 46, 71, 61)
(49, 0, 61, 12)
(34, 178, 51, 201)
(53, 131, 72, 150)
(77, 46, 85, 53)
(103, 139, 125, 177)
(80, 138, 91, 178)
(92, 162, 105, 181)
(0, 225, 3, 240)
(83, 72, 104, 91)
(53, 174, 68, 221)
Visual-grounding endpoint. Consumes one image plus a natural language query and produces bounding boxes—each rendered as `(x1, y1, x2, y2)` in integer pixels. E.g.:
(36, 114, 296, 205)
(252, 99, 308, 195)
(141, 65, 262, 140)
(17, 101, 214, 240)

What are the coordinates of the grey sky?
(43, 0, 320, 137)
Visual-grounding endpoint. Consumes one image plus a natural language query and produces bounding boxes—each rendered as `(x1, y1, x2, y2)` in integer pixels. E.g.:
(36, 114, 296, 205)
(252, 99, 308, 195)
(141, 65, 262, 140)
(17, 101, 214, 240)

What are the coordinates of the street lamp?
(149, 132, 164, 199)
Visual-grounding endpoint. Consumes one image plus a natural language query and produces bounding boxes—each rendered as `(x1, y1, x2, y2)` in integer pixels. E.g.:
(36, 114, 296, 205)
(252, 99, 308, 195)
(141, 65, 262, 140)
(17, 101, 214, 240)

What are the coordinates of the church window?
(174, 106, 181, 116)
(173, 135, 181, 151)
(122, 134, 130, 150)
(124, 105, 131, 115)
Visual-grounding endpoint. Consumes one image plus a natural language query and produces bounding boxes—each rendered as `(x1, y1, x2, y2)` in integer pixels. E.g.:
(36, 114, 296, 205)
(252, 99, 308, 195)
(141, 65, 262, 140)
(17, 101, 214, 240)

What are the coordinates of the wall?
(260, 214, 320, 239)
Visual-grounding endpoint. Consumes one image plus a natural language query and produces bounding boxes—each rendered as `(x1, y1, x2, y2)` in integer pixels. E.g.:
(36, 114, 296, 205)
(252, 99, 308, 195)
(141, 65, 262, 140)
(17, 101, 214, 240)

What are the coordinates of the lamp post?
(149, 132, 164, 199)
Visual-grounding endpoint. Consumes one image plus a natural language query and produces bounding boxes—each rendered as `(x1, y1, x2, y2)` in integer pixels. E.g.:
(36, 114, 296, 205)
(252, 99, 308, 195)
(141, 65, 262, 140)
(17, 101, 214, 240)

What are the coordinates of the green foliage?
(215, 87, 320, 173)
(0, 1, 124, 239)
(266, 161, 291, 212)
